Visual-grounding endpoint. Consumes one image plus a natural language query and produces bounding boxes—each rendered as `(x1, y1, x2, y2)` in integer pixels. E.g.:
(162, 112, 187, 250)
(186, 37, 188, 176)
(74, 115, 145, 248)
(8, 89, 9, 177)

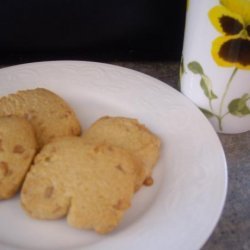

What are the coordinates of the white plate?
(0, 61, 227, 250)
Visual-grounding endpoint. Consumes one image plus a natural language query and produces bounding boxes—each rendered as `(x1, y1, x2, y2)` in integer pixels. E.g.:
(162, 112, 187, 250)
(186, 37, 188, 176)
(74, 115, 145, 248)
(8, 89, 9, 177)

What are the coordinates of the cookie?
(21, 137, 137, 234)
(0, 116, 37, 199)
(0, 88, 81, 148)
(82, 116, 161, 187)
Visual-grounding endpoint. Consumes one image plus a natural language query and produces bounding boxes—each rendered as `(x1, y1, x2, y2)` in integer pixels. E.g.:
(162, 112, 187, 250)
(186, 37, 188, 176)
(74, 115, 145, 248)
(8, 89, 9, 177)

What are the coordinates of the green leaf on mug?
(179, 56, 185, 80)
(200, 108, 214, 118)
(200, 76, 217, 100)
(228, 94, 250, 117)
(187, 61, 204, 75)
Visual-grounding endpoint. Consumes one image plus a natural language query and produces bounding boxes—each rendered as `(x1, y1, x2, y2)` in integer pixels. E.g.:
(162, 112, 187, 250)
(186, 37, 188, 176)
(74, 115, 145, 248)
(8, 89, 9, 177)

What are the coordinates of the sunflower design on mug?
(186, 0, 250, 131)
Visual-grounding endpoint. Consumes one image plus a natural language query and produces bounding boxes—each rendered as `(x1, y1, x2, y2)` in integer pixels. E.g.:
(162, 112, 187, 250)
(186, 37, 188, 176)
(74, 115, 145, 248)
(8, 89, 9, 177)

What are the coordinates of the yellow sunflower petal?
(211, 35, 250, 70)
(220, 0, 250, 24)
(208, 6, 244, 35)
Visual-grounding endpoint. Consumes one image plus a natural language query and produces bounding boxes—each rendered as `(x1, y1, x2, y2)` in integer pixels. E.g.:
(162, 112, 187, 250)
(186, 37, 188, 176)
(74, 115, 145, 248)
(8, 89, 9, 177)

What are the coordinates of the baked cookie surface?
(21, 137, 137, 233)
(0, 88, 81, 148)
(0, 116, 37, 199)
(82, 116, 161, 187)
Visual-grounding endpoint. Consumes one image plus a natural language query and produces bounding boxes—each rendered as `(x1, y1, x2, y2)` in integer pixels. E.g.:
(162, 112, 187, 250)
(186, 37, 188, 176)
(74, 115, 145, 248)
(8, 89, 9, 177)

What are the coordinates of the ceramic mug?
(180, 0, 250, 134)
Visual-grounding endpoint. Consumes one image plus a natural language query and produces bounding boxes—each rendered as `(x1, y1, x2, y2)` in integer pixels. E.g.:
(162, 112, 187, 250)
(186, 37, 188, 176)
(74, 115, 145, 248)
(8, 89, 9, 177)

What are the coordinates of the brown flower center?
(247, 25, 250, 37)
(219, 16, 243, 35)
(219, 38, 250, 66)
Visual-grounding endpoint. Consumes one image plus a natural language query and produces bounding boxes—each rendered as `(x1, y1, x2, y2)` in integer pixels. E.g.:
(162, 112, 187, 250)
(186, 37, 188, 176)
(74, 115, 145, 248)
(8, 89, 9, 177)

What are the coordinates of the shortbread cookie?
(0, 116, 37, 199)
(21, 137, 137, 233)
(0, 88, 81, 148)
(82, 116, 161, 187)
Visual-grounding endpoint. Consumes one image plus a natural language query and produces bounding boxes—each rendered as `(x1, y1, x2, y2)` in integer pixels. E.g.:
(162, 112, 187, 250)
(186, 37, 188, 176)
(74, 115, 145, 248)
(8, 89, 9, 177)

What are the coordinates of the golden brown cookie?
(21, 137, 137, 234)
(0, 116, 37, 199)
(0, 88, 81, 148)
(82, 116, 161, 187)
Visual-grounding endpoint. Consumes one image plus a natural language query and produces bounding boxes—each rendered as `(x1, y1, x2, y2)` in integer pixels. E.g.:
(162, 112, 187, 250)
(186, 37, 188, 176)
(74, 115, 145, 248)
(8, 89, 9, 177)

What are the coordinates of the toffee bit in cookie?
(107, 145, 113, 152)
(13, 144, 25, 154)
(113, 199, 126, 210)
(143, 176, 154, 186)
(0, 139, 3, 150)
(44, 186, 54, 198)
(115, 164, 126, 174)
(44, 156, 52, 162)
(0, 161, 9, 177)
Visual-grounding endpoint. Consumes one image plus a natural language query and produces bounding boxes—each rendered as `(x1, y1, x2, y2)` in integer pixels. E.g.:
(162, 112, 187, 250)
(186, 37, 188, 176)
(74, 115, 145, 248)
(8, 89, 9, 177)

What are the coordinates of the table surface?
(1, 61, 249, 250)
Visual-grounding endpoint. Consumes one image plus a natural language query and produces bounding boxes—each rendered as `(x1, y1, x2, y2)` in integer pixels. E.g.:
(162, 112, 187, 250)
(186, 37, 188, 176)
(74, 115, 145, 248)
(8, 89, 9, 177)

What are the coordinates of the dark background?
(0, 0, 186, 64)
